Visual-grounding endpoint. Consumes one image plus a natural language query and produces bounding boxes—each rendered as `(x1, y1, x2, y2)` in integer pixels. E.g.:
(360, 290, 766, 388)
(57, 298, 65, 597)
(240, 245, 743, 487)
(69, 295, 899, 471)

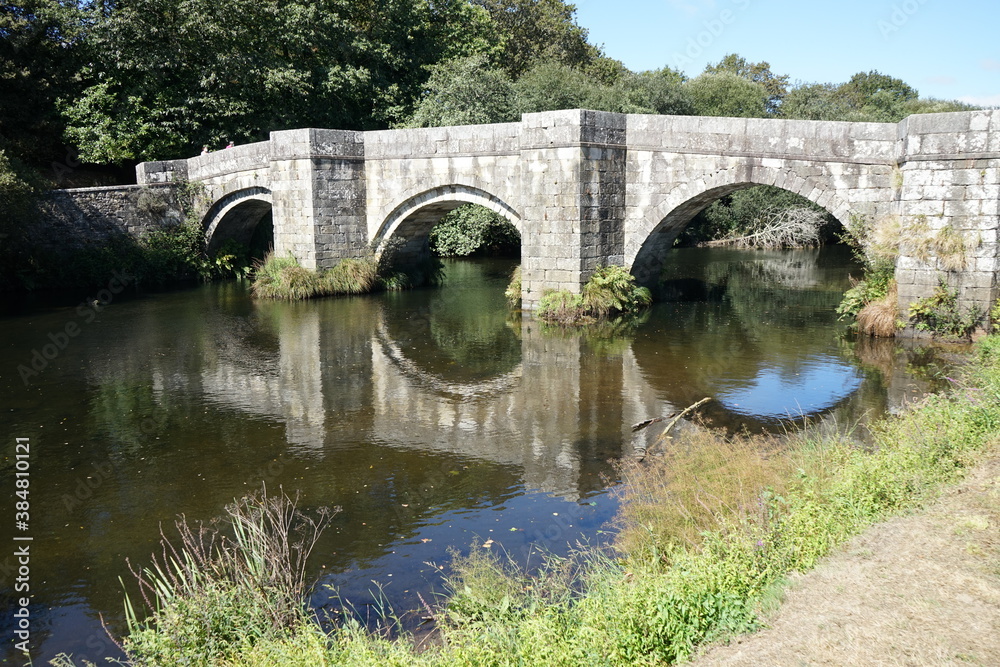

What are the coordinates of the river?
(0, 246, 952, 663)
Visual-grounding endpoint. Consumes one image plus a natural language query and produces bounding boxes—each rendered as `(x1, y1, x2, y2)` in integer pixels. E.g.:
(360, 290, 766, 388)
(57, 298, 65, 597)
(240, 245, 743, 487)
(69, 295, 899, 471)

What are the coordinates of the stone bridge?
(133, 109, 1000, 311)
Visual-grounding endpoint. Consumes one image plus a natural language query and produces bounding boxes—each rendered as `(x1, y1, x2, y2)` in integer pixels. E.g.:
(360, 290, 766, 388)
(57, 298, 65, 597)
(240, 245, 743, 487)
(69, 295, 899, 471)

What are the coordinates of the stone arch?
(203, 186, 273, 253)
(628, 165, 852, 287)
(373, 184, 521, 251)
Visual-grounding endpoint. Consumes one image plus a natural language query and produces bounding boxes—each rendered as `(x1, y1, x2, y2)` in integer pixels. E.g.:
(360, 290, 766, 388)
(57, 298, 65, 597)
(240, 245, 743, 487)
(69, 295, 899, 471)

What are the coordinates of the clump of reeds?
(250, 253, 320, 299)
(320, 256, 379, 294)
(250, 252, 382, 300)
(856, 280, 900, 337)
(120, 486, 337, 663)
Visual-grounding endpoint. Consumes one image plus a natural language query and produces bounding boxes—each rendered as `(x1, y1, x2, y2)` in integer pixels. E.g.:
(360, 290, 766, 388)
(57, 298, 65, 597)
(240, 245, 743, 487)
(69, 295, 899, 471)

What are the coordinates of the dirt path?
(690, 453, 1000, 667)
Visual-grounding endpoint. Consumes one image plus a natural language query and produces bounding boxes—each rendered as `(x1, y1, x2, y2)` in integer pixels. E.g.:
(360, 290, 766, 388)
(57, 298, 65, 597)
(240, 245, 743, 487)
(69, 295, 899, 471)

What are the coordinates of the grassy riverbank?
(56, 338, 1000, 666)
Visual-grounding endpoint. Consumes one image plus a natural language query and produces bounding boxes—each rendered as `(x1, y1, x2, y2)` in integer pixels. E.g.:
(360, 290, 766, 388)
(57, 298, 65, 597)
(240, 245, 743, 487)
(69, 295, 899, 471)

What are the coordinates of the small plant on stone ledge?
(906, 278, 983, 340)
(537, 265, 651, 324)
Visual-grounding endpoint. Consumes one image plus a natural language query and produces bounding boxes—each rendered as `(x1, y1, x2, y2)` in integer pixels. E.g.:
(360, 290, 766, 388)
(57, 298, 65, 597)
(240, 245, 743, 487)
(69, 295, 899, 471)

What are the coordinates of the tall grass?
(119, 487, 336, 665)
(251, 252, 382, 300)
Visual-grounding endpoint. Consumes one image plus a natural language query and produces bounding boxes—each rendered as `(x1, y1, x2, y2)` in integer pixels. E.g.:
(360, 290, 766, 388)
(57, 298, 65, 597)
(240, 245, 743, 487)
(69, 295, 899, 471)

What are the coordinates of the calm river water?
(0, 246, 951, 663)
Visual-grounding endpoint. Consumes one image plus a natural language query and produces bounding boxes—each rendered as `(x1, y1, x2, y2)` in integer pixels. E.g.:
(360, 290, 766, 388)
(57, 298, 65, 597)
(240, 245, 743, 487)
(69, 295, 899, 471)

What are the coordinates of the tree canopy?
(0, 0, 982, 173)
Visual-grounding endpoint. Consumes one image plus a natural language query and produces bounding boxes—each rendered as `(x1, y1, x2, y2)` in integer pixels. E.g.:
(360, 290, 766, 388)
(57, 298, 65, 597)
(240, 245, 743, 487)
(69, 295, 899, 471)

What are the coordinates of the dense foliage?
(428, 204, 520, 257)
(536, 265, 652, 324)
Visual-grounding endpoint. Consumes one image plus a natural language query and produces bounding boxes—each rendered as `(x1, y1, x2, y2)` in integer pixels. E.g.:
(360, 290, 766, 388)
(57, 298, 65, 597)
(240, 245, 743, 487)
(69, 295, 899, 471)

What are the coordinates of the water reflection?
(0, 251, 957, 663)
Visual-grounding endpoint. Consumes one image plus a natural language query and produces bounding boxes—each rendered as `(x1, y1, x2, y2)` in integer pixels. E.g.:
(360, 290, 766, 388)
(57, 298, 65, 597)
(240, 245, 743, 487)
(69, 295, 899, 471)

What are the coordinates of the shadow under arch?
(203, 186, 273, 254)
(371, 185, 521, 267)
(629, 168, 852, 288)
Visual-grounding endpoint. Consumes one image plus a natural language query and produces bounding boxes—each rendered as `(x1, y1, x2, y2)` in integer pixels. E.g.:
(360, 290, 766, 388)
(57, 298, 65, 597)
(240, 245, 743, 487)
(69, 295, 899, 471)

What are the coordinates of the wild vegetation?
(249, 244, 446, 300)
(535, 265, 652, 324)
(678, 185, 839, 248)
(429, 205, 521, 258)
(836, 213, 902, 336)
(55, 337, 1000, 666)
(907, 278, 984, 340)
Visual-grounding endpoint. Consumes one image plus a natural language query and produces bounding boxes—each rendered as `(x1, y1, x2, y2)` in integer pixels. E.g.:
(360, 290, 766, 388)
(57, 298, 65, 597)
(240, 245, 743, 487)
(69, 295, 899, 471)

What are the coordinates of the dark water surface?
(0, 247, 952, 663)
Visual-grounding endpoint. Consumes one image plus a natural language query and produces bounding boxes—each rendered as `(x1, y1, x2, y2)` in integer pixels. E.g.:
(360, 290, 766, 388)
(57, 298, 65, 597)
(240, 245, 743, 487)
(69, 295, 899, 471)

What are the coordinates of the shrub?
(907, 278, 984, 339)
(504, 265, 522, 307)
(537, 265, 652, 324)
(121, 487, 336, 665)
(429, 204, 521, 258)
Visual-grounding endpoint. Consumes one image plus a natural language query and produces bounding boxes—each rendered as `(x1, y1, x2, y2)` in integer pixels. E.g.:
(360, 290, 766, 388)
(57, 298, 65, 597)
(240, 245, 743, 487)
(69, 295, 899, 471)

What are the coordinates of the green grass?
(250, 251, 442, 300)
(54, 338, 1000, 667)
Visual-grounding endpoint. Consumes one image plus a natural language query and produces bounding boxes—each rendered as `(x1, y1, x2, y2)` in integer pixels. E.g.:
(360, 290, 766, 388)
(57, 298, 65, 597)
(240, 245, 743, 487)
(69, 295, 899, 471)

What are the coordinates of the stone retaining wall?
(37, 184, 183, 254)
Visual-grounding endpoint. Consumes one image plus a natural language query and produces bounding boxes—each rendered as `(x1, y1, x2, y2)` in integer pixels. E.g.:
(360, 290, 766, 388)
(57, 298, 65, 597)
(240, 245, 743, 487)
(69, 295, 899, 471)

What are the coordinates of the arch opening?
(374, 186, 521, 285)
(204, 188, 274, 265)
(631, 182, 849, 291)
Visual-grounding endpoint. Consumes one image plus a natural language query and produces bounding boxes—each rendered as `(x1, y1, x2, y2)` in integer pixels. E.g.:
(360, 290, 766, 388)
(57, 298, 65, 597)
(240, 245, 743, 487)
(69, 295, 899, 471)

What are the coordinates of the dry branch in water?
(702, 206, 824, 249)
(634, 397, 712, 461)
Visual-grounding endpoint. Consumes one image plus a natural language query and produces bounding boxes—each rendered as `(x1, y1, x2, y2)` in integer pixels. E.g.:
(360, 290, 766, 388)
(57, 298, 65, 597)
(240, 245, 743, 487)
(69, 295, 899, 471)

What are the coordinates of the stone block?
(907, 112, 971, 136)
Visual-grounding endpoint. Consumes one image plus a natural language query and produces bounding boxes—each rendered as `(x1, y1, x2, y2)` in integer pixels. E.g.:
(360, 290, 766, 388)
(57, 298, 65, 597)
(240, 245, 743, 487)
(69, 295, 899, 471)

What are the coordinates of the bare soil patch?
(690, 450, 1000, 666)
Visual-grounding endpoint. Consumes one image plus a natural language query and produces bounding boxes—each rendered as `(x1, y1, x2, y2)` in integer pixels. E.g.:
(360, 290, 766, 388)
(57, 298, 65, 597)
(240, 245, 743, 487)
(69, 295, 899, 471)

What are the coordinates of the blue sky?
(573, 0, 1000, 106)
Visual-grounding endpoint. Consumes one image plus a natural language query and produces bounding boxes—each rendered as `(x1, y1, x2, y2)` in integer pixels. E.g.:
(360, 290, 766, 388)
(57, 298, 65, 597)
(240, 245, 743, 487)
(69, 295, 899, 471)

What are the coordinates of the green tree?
(0, 149, 38, 236)
(704, 54, 788, 115)
(839, 70, 918, 109)
(686, 72, 768, 118)
(61, 0, 495, 163)
(407, 54, 517, 127)
(429, 204, 520, 257)
(780, 83, 851, 121)
(781, 71, 962, 123)
(472, 0, 601, 77)
(0, 1, 89, 166)
(610, 68, 694, 115)
(513, 60, 601, 114)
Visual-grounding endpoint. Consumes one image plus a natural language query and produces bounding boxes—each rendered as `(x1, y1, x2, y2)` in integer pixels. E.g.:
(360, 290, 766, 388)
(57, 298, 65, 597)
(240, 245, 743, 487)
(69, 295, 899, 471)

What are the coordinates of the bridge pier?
(893, 112, 1000, 327)
(518, 110, 627, 308)
(268, 129, 367, 270)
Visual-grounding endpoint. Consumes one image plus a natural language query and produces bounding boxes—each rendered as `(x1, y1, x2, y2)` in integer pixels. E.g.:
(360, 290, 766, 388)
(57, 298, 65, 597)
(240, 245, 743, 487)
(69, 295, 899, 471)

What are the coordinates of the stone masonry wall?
(37, 184, 183, 255)
(59, 109, 1000, 317)
(518, 110, 632, 307)
(894, 110, 1000, 322)
(624, 114, 899, 286)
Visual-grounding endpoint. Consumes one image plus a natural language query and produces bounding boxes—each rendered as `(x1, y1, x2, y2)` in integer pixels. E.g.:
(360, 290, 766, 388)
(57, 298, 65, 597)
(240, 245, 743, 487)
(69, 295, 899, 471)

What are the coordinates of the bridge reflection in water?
(188, 251, 935, 500)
